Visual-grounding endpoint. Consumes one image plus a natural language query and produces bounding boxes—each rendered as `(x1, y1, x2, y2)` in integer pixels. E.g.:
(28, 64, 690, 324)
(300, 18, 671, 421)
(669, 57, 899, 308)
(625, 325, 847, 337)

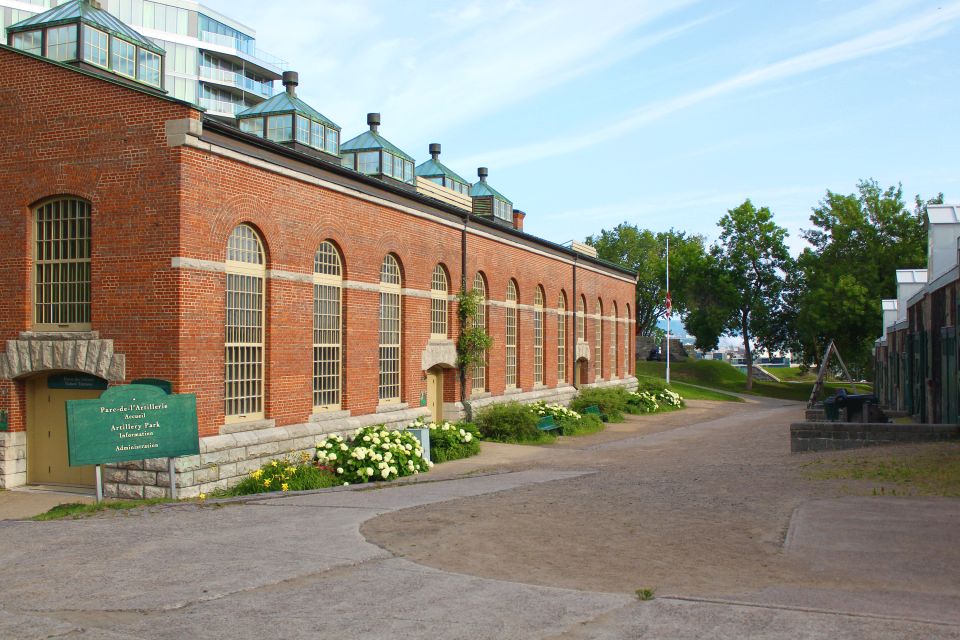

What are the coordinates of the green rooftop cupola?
(7, 0, 165, 90)
(470, 167, 513, 225)
(236, 71, 341, 159)
(414, 144, 470, 196)
(340, 113, 415, 185)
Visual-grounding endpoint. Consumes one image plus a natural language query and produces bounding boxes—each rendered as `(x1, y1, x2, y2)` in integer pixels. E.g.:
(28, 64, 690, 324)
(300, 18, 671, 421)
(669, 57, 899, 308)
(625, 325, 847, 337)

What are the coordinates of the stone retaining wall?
(105, 379, 638, 499)
(0, 431, 26, 489)
(790, 421, 960, 453)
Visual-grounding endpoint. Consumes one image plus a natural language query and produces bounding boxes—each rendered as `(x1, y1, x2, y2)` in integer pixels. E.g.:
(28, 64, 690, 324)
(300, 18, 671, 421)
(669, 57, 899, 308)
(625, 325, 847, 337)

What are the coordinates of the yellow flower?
(285, 466, 296, 474)
(198, 493, 207, 501)
(263, 479, 272, 488)
(251, 469, 263, 479)
(281, 483, 289, 492)
(271, 460, 279, 467)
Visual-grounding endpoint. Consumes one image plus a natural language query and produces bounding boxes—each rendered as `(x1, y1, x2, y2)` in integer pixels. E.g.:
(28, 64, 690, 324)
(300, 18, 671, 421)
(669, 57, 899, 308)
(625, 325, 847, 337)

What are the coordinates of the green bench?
(583, 405, 609, 422)
(536, 415, 562, 434)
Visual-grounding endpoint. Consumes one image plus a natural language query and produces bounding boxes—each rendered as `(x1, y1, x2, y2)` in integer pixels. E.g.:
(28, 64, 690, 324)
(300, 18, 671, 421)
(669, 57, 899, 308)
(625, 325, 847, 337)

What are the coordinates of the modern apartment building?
(0, 0, 283, 115)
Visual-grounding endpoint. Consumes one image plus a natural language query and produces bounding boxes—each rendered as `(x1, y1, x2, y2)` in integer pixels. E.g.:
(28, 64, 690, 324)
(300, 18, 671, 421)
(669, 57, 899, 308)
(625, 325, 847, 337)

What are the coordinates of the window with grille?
(611, 303, 619, 378)
(313, 241, 342, 410)
(557, 293, 566, 383)
(534, 286, 544, 385)
(595, 299, 603, 379)
(34, 198, 91, 330)
(431, 265, 448, 338)
(577, 296, 586, 341)
(505, 280, 518, 388)
(379, 255, 402, 402)
(225, 225, 265, 421)
(471, 273, 487, 394)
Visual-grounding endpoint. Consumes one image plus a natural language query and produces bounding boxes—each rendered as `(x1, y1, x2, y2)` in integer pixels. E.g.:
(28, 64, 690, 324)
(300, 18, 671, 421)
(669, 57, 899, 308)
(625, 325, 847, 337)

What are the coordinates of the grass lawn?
(32, 498, 178, 521)
(803, 442, 960, 497)
(636, 359, 872, 402)
(666, 380, 744, 403)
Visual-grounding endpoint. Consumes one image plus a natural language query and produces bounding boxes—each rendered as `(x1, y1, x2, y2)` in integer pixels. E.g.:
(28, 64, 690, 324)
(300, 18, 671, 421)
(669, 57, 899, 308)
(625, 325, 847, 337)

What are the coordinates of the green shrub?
(408, 418, 481, 463)
(475, 401, 547, 443)
(635, 375, 669, 393)
(562, 412, 605, 436)
(569, 387, 631, 422)
(316, 426, 432, 484)
(228, 455, 338, 496)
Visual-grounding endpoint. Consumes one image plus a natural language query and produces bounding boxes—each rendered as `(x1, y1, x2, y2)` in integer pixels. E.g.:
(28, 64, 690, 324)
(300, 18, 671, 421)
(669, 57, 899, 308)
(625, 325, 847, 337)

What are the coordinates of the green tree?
(711, 199, 792, 390)
(586, 223, 706, 336)
(791, 180, 939, 377)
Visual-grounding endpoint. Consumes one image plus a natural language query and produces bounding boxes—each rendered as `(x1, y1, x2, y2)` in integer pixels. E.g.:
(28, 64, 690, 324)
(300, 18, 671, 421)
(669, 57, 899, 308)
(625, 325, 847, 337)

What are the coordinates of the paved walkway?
(1, 398, 957, 639)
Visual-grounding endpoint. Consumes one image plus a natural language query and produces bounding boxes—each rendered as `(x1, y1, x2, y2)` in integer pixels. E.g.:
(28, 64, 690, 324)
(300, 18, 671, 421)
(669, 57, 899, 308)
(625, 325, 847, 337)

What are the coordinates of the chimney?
(512, 209, 526, 231)
(477, 167, 488, 182)
(895, 269, 928, 322)
(429, 143, 441, 160)
(367, 112, 380, 133)
(282, 71, 298, 96)
(881, 299, 898, 337)
(926, 204, 960, 281)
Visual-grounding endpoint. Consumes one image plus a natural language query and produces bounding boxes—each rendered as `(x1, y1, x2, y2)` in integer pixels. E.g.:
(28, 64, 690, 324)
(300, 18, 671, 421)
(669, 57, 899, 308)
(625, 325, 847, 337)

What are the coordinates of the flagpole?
(665, 235, 670, 385)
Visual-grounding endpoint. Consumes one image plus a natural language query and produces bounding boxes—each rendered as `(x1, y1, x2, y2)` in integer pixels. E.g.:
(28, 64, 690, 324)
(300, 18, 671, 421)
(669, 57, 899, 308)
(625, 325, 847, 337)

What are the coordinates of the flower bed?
(408, 418, 481, 463)
(227, 453, 338, 496)
(530, 401, 604, 436)
(627, 389, 684, 413)
(316, 426, 433, 485)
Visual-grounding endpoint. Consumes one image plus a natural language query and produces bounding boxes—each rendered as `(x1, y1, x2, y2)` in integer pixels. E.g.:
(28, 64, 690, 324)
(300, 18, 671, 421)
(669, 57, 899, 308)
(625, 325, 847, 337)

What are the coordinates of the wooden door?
(426, 368, 443, 424)
(27, 374, 99, 487)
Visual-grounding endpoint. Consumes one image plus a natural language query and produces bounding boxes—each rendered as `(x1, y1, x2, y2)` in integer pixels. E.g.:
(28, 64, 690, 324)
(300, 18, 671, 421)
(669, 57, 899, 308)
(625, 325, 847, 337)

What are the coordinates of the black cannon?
(823, 388, 880, 422)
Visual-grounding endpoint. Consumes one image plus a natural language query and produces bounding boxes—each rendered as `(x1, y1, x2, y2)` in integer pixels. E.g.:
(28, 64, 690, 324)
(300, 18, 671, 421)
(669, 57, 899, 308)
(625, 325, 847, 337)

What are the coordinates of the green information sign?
(66, 384, 199, 467)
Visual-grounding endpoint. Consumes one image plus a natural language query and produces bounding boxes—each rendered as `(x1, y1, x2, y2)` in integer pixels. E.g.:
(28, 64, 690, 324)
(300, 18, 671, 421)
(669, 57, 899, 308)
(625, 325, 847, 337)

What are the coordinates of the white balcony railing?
(198, 97, 245, 115)
(198, 65, 274, 97)
(198, 31, 288, 69)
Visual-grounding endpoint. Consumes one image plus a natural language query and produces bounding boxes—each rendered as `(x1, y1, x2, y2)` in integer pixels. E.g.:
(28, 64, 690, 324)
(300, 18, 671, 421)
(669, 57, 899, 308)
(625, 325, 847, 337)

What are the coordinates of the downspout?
(572, 254, 578, 388)
(459, 212, 469, 414)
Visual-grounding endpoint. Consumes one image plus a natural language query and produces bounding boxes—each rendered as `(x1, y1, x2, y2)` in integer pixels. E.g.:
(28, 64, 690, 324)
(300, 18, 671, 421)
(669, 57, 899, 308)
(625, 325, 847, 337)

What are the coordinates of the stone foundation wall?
(0, 431, 26, 489)
(790, 421, 960, 453)
(105, 378, 638, 498)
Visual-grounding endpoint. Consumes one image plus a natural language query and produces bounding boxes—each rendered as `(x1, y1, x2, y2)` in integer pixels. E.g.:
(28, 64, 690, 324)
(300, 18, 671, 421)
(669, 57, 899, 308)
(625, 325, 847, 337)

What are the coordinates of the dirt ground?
(363, 398, 959, 600)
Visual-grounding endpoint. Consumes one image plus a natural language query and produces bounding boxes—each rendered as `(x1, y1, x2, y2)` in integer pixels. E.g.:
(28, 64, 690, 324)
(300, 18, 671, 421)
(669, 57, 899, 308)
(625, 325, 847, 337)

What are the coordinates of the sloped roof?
(414, 158, 469, 185)
(470, 179, 511, 202)
(8, 0, 164, 54)
(340, 129, 414, 162)
(237, 91, 339, 130)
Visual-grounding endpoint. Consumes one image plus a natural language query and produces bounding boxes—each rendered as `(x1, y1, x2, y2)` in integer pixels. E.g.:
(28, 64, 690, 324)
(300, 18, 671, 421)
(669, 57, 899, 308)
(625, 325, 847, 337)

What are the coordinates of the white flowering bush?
(530, 401, 581, 422)
(530, 400, 604, 436)
(408, 418, 481, 463)
(627, 389, 684, 413)
(315, 426, 432, 485)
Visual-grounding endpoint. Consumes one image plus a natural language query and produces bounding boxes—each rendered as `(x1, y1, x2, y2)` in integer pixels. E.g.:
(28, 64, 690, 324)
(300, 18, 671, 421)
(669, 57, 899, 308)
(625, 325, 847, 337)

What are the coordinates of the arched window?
(225, 224, 265, 421)
(595, 298, 603, 379)
(577, 295, 586, 341)
(313, 241, 342, 411)
(625, 303, 632, 375)
(471, 273, 487, 393)
(534, 286, 544, 385)
(611, 301, 619, 378)
(379, 254, 402, 402)
(431, 265, 448, 338)
(34, 197, 91, 330)
(557, 292, 567, 383)
(505, 280, 518, 388)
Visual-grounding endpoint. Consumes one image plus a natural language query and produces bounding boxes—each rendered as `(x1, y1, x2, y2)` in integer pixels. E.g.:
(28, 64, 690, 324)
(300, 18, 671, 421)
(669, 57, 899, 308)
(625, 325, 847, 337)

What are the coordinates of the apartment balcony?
(199, 65, 274, 99)
(198, 30, 287, 78)
(198, 96, 245, 117)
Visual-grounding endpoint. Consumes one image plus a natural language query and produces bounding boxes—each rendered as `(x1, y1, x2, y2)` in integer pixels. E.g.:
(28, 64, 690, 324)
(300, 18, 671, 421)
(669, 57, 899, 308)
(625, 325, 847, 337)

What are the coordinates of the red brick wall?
(0, 49, 197, 432)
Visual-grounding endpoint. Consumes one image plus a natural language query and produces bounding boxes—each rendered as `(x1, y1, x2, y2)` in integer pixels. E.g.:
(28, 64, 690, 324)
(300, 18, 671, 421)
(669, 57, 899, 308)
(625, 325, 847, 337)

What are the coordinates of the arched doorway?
(425, 365, 445, 424)
(574, 358, 589, 389)
(26, 372, 106, 487)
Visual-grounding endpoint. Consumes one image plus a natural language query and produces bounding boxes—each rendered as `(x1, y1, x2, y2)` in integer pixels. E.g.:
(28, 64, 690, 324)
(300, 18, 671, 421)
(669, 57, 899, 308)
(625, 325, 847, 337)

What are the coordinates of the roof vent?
(282, 71, 298, 96)
(477, 167, 489, 182)
(367, 112, 381, 133)
(429, 143, 441, 160)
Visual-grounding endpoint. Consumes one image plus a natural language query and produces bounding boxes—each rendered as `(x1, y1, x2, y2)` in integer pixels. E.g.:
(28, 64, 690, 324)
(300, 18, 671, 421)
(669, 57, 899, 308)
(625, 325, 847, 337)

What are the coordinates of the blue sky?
(206, 0, 959, 256)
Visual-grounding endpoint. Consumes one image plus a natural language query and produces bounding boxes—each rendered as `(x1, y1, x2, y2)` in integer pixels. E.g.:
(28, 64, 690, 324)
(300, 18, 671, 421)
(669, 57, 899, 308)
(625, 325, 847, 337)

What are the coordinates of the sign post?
(66, 383, 199, 502)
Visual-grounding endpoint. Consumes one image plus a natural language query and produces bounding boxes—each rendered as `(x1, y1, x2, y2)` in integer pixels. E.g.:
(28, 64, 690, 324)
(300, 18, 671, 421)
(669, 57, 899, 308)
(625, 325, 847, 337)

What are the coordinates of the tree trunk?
(742, 312, 753, 391)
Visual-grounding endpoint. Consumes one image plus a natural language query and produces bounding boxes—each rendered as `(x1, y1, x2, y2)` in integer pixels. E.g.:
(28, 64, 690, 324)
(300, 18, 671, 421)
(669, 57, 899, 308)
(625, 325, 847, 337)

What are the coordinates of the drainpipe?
(459, 212, 469, 414)
(572, 254, 578, 388)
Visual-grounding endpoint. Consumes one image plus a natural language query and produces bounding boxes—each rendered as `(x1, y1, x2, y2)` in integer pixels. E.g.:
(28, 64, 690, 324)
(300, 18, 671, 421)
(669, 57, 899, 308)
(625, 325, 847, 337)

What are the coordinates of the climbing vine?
(456, 287, 492, 371)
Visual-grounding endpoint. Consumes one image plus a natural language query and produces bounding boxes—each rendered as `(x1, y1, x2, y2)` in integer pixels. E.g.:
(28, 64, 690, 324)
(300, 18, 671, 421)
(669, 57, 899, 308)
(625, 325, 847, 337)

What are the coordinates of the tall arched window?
(471, 273, 487, 393)
(534, 286, 544, 385)
(611, 301, 619, 378)
(595, 299, 604, 379)
(557, 292, 567, 383)
(577, 295, 586, 341)
(34, 197, 91, 330)
(625, 303, 632, 376)
(379, 254, 402, 402)
(505, 280, 518, 388)
(225, 224, 265, 421)
(313, 241, 342, 411)
(431, 265, 448, 338)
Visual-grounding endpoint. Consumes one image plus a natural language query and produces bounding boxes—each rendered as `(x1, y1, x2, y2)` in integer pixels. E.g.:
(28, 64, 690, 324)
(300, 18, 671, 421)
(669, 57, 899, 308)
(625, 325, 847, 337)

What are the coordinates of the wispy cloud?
(455, 2, 960, 169)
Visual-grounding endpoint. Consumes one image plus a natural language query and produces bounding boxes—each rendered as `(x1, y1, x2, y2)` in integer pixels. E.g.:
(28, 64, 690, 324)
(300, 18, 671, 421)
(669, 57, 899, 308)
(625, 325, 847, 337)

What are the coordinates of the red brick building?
(0, 9, 637, 496)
